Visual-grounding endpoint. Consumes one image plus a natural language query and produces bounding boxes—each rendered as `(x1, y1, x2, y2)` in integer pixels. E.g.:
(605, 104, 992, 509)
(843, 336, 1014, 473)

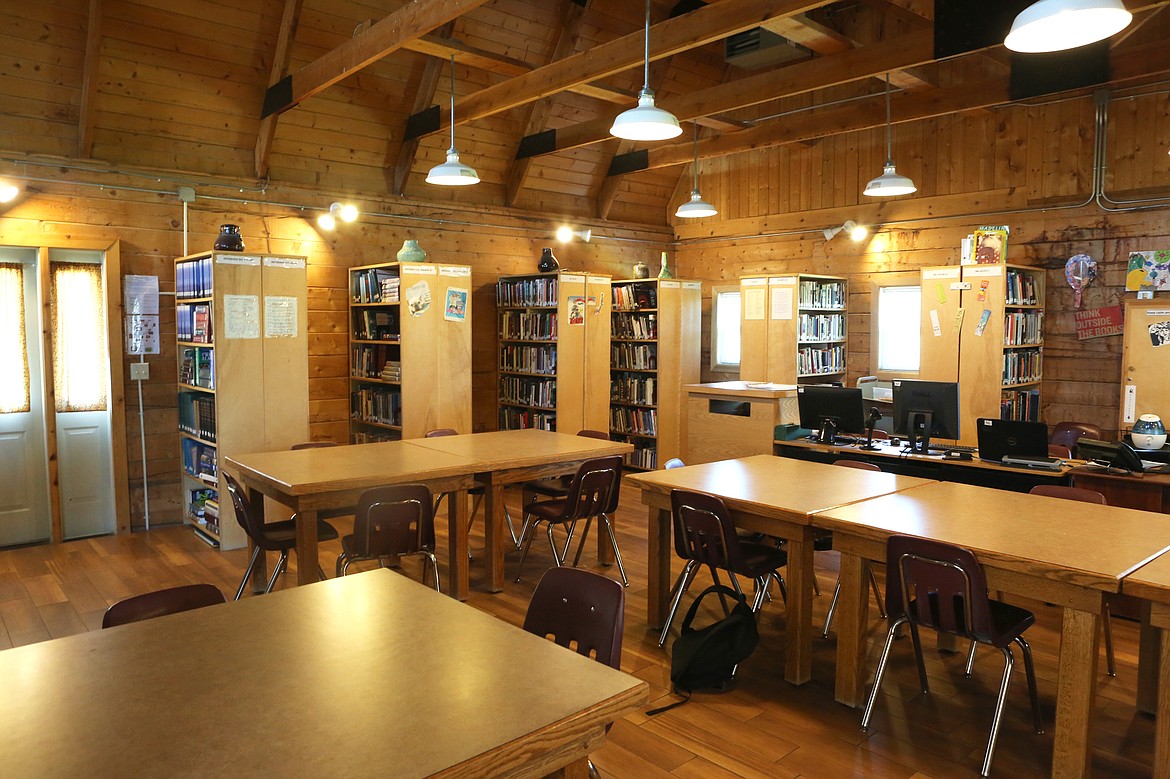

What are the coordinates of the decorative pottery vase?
(396, 239, 427, 263)
(213, 224, 244, 251)
(538, 247, 559, 273)
(657, 251, 672, 279)
(633, 262, 650, 279)
(1132, 414, 1167, 450)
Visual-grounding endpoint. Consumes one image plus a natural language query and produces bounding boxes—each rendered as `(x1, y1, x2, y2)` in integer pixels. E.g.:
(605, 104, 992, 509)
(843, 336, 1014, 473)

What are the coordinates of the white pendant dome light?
(427, 55, 480, 186)
(863, 73, 916, 198)
(610, 0, 682, 142)
(675, 124, 716, 218)
(1005, 0, 1132, 53)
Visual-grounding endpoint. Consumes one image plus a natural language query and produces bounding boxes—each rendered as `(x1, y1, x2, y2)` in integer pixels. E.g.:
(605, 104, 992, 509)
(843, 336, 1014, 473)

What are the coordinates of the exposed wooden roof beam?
(405, 0, 835, 140)
(78, 0, 103, 158)
(254, 0, 304, 178)
(388, 21, 455, 196)
(760, 13, 852, 54)
(260, 0, 491, 118)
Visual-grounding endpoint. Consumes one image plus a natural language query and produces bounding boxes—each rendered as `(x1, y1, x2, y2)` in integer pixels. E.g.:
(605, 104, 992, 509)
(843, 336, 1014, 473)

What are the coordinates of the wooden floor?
(0, 486, 1158, 778)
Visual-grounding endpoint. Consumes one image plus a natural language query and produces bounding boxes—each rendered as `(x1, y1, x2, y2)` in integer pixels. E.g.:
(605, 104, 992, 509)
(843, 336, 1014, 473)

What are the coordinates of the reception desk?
(685, 381, 798, 464)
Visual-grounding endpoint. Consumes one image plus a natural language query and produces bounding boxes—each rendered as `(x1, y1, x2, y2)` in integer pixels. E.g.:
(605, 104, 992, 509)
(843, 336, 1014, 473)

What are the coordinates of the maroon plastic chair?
(224, 472, 339, 600)
(522, 430, 612, 504)
(1048, 421, 1102, 458)
(524, 566, 625, 779)
(861, 535, 1043, 778)
(102, 583, 225, 628)
(336, 484, 439, 591)
(514, 455, 627, 586)
(657, 489, 788, 647)
(820, 460, 887, 637)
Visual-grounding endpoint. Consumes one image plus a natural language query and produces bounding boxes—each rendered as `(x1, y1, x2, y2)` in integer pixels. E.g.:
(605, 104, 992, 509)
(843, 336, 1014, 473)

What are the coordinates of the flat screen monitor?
(1076, 438, 1162, 473)
(892, 379, 961, 453)
(797, 385, 866, 443)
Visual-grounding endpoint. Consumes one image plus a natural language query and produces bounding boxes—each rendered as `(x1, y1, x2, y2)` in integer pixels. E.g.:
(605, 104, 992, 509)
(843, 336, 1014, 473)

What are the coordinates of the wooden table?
(623, 455, 935, 686)
(226, 440, 482, 595)
(409, 429, 633, 592)
(1122, 552, 1170, 778)
(0, 569, 647, 778)
(814, 481, 1170, 779)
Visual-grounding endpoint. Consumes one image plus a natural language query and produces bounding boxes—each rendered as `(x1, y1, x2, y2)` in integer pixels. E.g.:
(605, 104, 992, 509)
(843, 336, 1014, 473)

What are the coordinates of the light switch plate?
(130, 362, 150, 381)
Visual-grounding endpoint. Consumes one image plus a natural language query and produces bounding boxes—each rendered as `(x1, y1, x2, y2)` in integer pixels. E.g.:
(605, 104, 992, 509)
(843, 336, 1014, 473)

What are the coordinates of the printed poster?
(406, 280, 431, 318)
(264, 296, 298, 338)
(1126, 250, 1170, 291)
(1074, 305, 1123, 340)
(568, 296, 585, 325)
(444, 287, 468, 322)
(223, 294, 260, 339)
(972, 225, 1008, 264)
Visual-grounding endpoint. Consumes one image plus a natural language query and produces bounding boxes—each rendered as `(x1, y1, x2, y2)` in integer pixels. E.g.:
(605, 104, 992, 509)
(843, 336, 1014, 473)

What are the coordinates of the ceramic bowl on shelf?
(1132, 413, 1167, 450)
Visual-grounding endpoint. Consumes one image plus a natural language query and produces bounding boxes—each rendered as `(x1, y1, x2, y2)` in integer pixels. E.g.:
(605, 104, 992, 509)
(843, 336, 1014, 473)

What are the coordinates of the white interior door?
(0, 249, 51, 545)
(56, 410, 115, 539)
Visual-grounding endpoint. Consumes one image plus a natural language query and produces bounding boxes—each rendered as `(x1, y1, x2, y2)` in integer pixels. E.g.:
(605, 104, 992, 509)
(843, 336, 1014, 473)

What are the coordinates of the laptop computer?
(976, 418, 1058, 467)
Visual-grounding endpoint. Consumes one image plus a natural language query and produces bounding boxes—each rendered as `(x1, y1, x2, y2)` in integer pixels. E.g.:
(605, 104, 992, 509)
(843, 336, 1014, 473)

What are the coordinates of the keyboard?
(944, 445, 977, 453)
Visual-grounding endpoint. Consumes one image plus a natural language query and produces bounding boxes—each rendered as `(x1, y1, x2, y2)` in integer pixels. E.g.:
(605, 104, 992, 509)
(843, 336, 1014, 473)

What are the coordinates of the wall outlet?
(130, 362, 150, 381)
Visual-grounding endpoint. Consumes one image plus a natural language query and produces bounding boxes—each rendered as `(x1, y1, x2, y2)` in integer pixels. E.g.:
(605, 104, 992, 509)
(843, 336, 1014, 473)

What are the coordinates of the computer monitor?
(1076, 438, 1150, 473)
(797, 385, 866, 443)
(892, 379, 961, 454)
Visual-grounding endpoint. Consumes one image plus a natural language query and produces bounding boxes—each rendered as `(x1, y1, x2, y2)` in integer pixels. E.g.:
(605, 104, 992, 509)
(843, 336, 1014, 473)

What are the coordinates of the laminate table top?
(0, 569, 646, 778)
(407, 428, 632, 471)
(1122, 551, 1170, 779)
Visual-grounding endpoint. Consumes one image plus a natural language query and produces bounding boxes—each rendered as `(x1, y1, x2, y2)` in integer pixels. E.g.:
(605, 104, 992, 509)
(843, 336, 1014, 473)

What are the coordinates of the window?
(710, 286, 740, 371)
(51, 262, 109, 412)
(872, 276, 921, 377)
(0, 263, 30, 413)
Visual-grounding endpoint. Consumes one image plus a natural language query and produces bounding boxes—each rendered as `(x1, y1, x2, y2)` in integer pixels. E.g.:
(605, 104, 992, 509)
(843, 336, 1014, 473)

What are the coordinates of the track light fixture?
(0, 179, 19, 203)
(555, 227, 592, 243)
(317, 201, 359, 231)
(823, 220, 868, 242)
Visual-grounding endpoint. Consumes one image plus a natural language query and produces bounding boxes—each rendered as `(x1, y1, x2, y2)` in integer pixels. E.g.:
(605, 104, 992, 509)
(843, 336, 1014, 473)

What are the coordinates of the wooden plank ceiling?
(8, 0, 1169, 227)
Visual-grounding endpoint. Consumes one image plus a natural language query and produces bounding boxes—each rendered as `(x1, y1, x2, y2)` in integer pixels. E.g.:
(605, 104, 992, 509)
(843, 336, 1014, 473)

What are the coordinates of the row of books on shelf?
(501, 311, 557, 341)
(797, 344, 845, 376)
(612, 312, 657, 340)
(611, 284, 657, 311)
(176, 257, 213, 299)
(497, 276, 558, 307)
(798, 280, 846, 309)
(352, 430, 398, 444)
(178, 392, 217, 442)
(621, 446, 657, 470)
(176, 303, 212, 343)
(798, 313, 845, 341)
(1003, 311, 1043, 346)
(188, 488, 219, 537)
(1001, 389, 1041, 422)
(352, 268, 401, 304)
(179, 346, 214, 389)
(353, 309, 400, 341)
(611, 375, 656, 406)
(1005, 269, 1040, 306)
(351, 388, 402, 427)
(611, 407, 657, 437)
(1002, 348, 1042, 385)
(611, 343, 656, 371)
(499, 407, 556, 431)
(351, 344, 401, 380)
(500, 376, 556, 409)
(182, 438, 217, 481)
(499, 344, 557, 375)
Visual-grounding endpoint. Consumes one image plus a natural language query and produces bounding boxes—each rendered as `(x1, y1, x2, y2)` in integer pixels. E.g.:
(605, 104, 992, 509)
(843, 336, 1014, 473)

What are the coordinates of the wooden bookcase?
(609, 278, 701, 470)
(175, 250, 309, 550)
(1119, 299, 1170, 435)
(348, 261, 472, 443)
(739, 274, 847, 384)
(919, 263, 1044, 445)
(496, 271, 610, 433)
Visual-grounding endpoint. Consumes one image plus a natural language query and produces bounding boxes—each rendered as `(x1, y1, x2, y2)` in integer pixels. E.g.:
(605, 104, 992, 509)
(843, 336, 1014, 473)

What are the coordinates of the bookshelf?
(348, 261, 472, 442)
(174, 250, 309, 550)
(739, 274, 847, 384)
(496, 271, 610, 433)
(609, 278, 701, 470)
(919, 263, 1044, 445)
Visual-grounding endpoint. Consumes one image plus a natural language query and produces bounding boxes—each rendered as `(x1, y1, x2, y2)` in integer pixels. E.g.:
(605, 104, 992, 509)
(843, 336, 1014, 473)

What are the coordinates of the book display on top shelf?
(497, 272, 611, 435)
(609, 278, 700, 470)
(740, 274, 846, 385)
(173, 249, 309, 550)
(348, 261, 471, 443)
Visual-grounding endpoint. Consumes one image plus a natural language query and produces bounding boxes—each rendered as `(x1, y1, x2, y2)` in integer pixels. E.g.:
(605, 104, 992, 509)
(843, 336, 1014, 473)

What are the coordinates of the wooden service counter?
(685, 381, 798, 464)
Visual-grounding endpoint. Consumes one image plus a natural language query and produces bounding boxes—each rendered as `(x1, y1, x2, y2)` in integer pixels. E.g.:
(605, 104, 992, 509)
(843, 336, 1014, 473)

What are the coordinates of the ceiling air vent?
(725, 27, 811, 70)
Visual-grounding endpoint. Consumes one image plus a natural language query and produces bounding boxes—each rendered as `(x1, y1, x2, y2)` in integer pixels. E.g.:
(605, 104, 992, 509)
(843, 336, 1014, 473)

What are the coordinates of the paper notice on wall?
(444, 287, 468, 322)
(124, 275, 159, 315)
(744, 287, 766, 320)
(264, 296, 298, 338)
(974, 308, 992, 337)
(929, 309, 941, 337)
(1150, 320, 1170, 347)
(125, 315, 159, 355)
(770, 286, 793, 320)
(406, 280, 431, 317)
(223, 294, 260, 339)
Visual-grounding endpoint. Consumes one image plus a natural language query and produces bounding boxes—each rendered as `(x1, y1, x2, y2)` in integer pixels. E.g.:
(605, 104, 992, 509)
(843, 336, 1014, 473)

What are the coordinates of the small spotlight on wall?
(0, 180, 19, 203)
(823, 220, 866, 242)
(318, 201, 359, 231)
(555, 227, 592, 243)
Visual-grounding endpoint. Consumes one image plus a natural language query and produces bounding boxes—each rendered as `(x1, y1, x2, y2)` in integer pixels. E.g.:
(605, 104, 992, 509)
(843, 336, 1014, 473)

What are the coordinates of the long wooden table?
(623, 455, 935, 685)
(1121, 552, 1170, 778)
(0, 569, 647, 777)
(814, 481, 1170, 779)
(408, 429, 632, 592)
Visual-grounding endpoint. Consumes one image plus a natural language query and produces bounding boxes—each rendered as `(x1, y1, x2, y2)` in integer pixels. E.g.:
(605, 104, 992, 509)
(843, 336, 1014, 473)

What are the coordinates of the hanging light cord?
(691, 124, 699, 190)
(883, 72, 892, 162)
(448, 54, 457, 152)
(642, 0, 651, 92)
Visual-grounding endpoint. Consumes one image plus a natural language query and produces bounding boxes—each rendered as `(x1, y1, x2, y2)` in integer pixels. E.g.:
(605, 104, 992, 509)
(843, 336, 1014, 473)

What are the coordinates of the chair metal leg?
(265, 550, 289, 594)
(317, 564, 328, 581)
(513, 518, 541, 582)
(982, 646, 1016, 777)
(234, 546, 263, 601)
(822, 579, 842, 638)
(907, 622, 929, 693)
(335, 552, 347, 578)
(657, 560, 698, 647)
(598, 515, 628, 586)
(868, 567, 886, 618)
(424, 551, 441, 592)
(1015, 635, 1044, 735)
(1103, 602, 1116, 676)
(965, 639, 979, 678)
(861, 617, 906, 731)
(571, 517, 595, 567)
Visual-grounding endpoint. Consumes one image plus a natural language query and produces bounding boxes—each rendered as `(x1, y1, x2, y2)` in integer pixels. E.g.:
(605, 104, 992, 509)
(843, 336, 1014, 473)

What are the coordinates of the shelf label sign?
(216, 254, 261, 266)
(264, 257, 305, 269)
(1074, 305, 1123, 340)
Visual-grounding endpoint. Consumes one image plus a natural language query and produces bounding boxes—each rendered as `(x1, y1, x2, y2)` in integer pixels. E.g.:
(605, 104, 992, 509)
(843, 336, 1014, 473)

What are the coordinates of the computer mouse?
(945, 450, 972, 461)
(888, 437, 901, 446)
